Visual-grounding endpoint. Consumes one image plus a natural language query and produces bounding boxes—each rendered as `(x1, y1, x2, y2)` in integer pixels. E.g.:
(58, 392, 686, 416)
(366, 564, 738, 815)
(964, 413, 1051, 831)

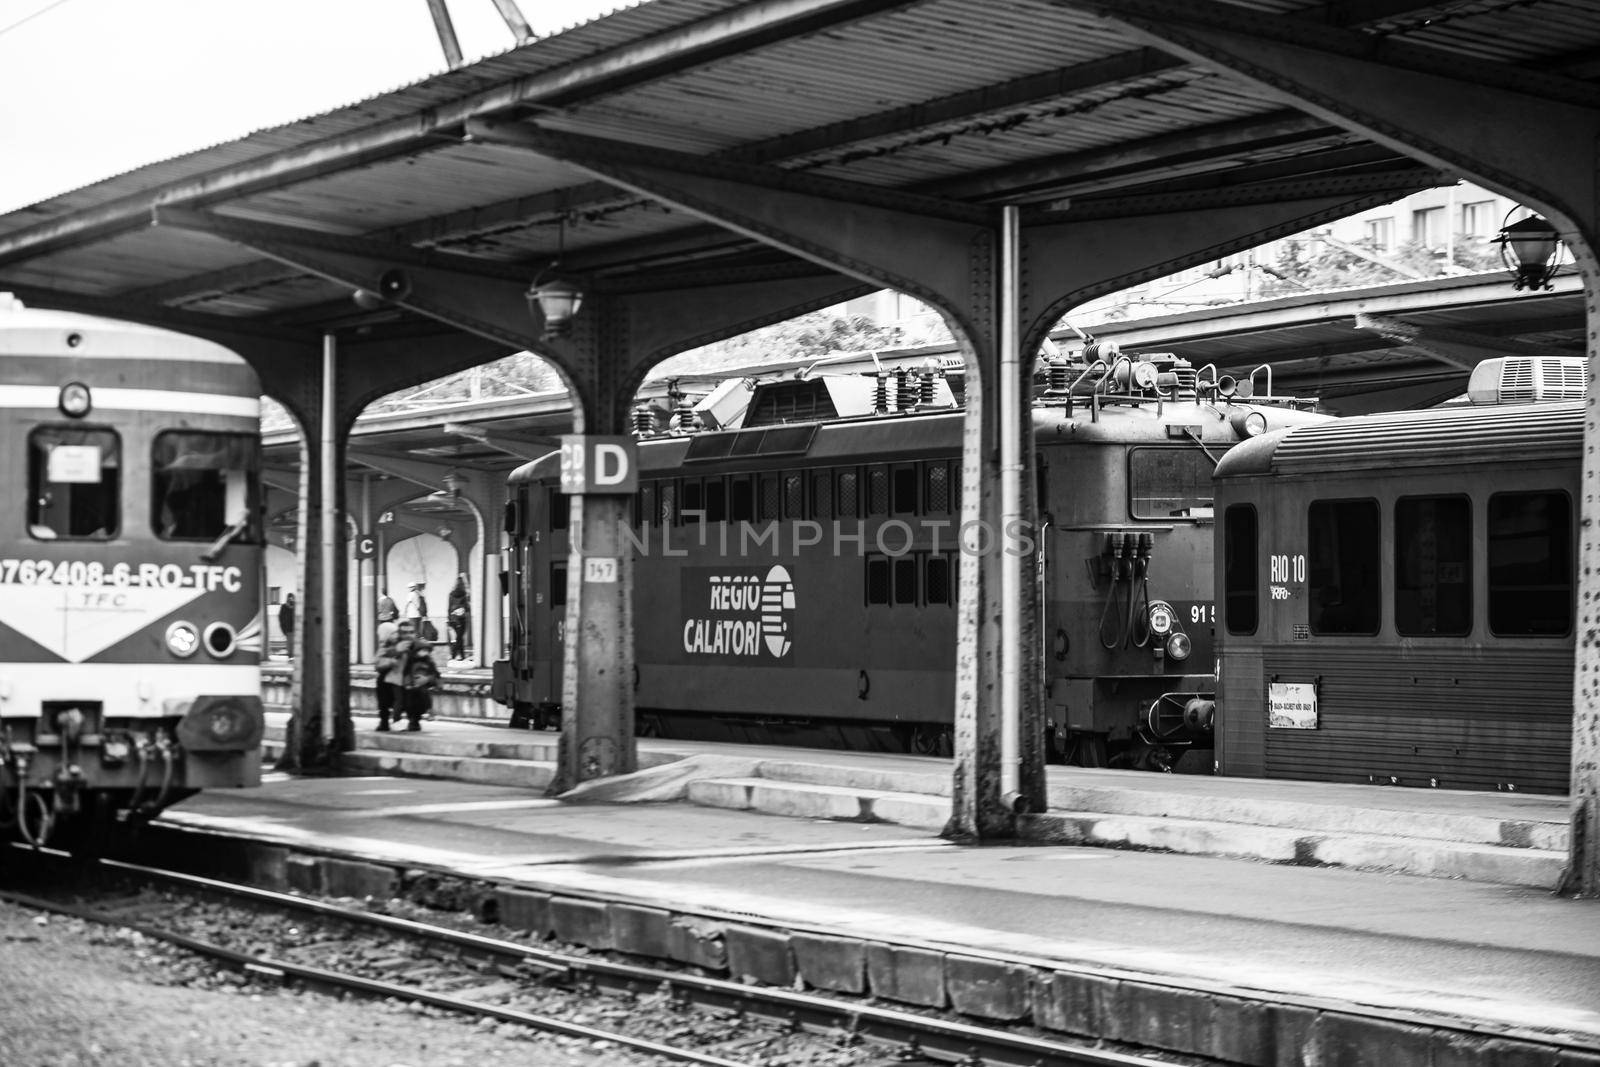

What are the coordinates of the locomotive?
(0, 296, 265, 850)
(494, 346, 1327, 769)
(1213, 355, 1584, 794)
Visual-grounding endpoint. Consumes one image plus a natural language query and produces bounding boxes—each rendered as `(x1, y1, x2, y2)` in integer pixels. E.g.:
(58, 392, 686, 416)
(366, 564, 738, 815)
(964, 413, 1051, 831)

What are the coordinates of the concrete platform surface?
(159, 759, 1600, 1060)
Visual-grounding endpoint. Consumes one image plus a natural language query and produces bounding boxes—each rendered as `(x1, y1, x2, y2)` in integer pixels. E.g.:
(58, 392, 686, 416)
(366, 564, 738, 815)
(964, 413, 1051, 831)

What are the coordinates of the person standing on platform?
(403, 581, 430, 639)
(278, 593, 295, 659)
(376, 587, 398, 629)
(373, 617, 400, 731)
(447, 574, 470, 663)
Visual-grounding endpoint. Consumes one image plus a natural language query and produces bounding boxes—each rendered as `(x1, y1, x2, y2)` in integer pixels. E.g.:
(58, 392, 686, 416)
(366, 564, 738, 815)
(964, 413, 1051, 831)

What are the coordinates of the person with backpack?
(390, 619, 438, 732)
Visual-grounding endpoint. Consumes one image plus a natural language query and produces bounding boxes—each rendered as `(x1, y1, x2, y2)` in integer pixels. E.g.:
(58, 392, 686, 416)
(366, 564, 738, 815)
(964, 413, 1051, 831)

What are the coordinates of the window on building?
(1395, 496, 1471, 636)
(1412, 206, 1447, 250)
(1223, 505, 1257, 635)
(28, 426, 121, 540)
(1308, 499, 1381, 635)
(1460, 200, 1497, 239)
(1488, 491, 1571, 636)
(1365, 217, 1395, 252)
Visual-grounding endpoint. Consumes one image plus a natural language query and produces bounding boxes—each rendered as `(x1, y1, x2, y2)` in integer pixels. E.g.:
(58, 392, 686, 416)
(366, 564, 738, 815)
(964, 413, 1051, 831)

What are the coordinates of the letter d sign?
(558, 435, 638, 494)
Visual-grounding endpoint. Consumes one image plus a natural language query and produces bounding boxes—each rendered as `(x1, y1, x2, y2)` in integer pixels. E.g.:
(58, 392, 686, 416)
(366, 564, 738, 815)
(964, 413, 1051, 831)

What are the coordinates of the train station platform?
(138, 709, 1600, 1066)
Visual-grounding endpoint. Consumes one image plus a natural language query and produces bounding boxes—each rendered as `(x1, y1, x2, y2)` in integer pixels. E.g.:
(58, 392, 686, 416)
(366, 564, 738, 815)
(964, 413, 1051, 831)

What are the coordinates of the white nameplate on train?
(584, 557, 618, 584)
(1267, 681, 1318, 730)
(47, 444, 102, 483)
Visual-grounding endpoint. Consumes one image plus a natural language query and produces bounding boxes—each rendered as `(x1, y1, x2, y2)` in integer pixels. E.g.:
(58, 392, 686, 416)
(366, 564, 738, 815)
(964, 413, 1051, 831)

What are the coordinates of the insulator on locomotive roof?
(1083, 339, 1120, 363)
(918, 365, 938, 406)
(631, 406, 655, 436)
(1045, 356, 1072, 396)
(896, 367, 915, 411)
(873, 371, 889, 414)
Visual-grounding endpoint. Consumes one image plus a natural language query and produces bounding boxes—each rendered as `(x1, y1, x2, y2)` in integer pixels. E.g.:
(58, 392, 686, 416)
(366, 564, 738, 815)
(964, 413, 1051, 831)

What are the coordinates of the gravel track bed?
(0, 873, 902, 1067)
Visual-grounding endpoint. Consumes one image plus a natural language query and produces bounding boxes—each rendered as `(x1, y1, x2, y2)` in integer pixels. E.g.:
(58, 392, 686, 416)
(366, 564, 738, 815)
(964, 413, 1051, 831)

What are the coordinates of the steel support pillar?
(1063, 0, 1600, 894)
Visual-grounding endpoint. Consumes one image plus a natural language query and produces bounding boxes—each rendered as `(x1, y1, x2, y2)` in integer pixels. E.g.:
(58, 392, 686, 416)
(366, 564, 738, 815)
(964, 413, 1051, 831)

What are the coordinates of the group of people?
(371, 574, 471, 732)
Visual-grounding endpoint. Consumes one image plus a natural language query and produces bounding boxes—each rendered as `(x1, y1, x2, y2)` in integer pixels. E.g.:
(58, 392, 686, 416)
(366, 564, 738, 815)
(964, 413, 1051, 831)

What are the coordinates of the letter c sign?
(558, 435, 638, 495)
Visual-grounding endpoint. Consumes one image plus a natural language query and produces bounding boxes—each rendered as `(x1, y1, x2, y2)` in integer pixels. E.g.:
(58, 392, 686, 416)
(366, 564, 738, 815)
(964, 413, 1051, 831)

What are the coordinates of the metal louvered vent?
(1468, 356, 1586, 404)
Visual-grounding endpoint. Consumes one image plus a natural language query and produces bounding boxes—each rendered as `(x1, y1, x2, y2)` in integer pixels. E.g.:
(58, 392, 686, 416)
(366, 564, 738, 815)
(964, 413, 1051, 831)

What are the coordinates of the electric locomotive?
(495, 346, 1326, 769)
(1213, 355, 1584, 794)
(0, 296, 266, 849)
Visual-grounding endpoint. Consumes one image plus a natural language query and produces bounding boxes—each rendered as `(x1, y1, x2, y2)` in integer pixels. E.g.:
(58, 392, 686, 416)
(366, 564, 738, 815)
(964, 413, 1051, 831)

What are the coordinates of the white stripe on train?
(0, 385, 258, 417)
(0, 662, 261, 718)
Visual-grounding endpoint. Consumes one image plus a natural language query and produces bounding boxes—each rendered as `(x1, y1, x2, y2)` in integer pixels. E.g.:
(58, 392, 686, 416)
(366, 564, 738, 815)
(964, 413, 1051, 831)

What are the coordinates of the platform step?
(1044, 780, 1570, 852)
(341, 749, 558, 790)
(1021, 810, 1568, 889)
(686, 776, 949, 831)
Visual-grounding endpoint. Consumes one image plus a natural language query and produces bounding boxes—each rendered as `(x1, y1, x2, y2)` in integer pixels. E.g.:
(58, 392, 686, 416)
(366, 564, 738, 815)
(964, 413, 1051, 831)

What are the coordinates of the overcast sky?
(0, 0, 625, 214)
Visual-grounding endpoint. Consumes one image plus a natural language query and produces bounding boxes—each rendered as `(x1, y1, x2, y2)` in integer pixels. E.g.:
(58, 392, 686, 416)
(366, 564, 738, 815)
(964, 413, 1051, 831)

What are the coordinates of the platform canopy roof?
(0, 0, 1593, 386)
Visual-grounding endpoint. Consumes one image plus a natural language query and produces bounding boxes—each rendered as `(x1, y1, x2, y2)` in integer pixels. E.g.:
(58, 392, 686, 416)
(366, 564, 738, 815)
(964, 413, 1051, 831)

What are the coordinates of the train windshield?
(27, 426, 121, 540)
(151, 431, 262, 542)
(1129, 448, 1214, 519)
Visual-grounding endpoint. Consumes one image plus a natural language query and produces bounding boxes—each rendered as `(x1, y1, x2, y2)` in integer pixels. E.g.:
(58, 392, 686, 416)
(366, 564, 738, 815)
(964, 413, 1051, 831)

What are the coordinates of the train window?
(1488, 491, 1572, 637)
(704, 477, 727, 523)
(547, 488, 570, 531)
(783, 473, 804, 519)
(868, 466, 890, 516)
(681, 478, 703, 522)
(550, 563, 567, 608)
(926, 462, 951, 514)
(893, 557, 918, 605)
(757, 475, 781, 522)
(1129, 448, 1214, 520)
(638, 483, 655, 529)
(1223, 505, 1257, 635)
(729, 475, 755, 523)
(29, 426, 121, 540)
(151, 431, 260, 542)
(1307, 499, 1381, 635)
(1395, 496, 1471, 637)
(865, 556, 891, 605)
(838, 470, 860, 518)
(893, 465, 919, 515)
(926, 554, 951, 605)
(812, 470, 833, 521)
(659, 481, 676, 526)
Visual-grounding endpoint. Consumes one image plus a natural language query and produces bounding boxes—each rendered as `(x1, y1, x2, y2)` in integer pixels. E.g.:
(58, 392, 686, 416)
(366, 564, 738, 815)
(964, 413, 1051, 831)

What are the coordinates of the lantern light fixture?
(1493, 212, 1563, 292)
(526, 212, 584, 337)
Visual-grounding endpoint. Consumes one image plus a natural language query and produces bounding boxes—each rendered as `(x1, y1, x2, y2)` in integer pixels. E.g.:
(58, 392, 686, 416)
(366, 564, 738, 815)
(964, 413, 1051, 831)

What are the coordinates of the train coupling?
(1143, 691, 1216, 743)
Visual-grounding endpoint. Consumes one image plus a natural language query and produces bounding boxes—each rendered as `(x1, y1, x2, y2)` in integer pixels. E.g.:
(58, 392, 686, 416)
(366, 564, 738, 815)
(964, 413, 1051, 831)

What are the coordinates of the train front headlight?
(1230, 410, 1268, 438)
(1148, 600, 1175, 637)
(1166, 631, 1193, 661)
(58, 381, 92, 418)
(165, 621, 201, 658)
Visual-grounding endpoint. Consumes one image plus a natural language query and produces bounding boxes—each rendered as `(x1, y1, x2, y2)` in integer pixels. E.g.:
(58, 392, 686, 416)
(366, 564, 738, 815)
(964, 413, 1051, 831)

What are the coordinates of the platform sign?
(1267, 681, 1318, 730)
(354, 533, 376, 560)
(559, 435, 638, 495)
(584, 557, 618, 584)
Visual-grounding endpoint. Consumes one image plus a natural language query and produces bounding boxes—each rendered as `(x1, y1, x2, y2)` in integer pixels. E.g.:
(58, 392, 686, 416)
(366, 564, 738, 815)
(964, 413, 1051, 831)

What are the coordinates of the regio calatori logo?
(681, 565, 795, 661)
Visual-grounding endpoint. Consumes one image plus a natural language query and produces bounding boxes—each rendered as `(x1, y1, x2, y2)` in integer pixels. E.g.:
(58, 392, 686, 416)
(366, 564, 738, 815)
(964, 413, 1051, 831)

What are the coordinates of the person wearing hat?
(402, 581, 430, 640)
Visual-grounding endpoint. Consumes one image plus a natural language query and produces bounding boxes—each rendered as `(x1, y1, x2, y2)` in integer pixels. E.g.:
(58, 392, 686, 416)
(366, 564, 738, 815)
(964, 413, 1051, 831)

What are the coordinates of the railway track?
(1, 847, 1190, 1067)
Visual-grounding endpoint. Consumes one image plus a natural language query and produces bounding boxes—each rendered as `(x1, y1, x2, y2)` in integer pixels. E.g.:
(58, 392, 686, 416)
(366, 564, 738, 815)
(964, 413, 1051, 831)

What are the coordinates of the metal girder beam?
(152, 206, 550, 372)
(466, 119, 991, 331)
(1354, 312, 1579, 368)
(1051, 0, 1600, 223)
(442, 423, 553, 461)
(346, 452, 460, 492)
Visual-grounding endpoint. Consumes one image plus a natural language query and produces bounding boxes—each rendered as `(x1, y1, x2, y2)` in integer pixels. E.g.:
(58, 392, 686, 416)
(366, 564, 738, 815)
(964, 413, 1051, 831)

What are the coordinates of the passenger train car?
(495, 348, 1326, 769)
(0, 296, 265, 849)
(1213, 356, 1585, 794)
